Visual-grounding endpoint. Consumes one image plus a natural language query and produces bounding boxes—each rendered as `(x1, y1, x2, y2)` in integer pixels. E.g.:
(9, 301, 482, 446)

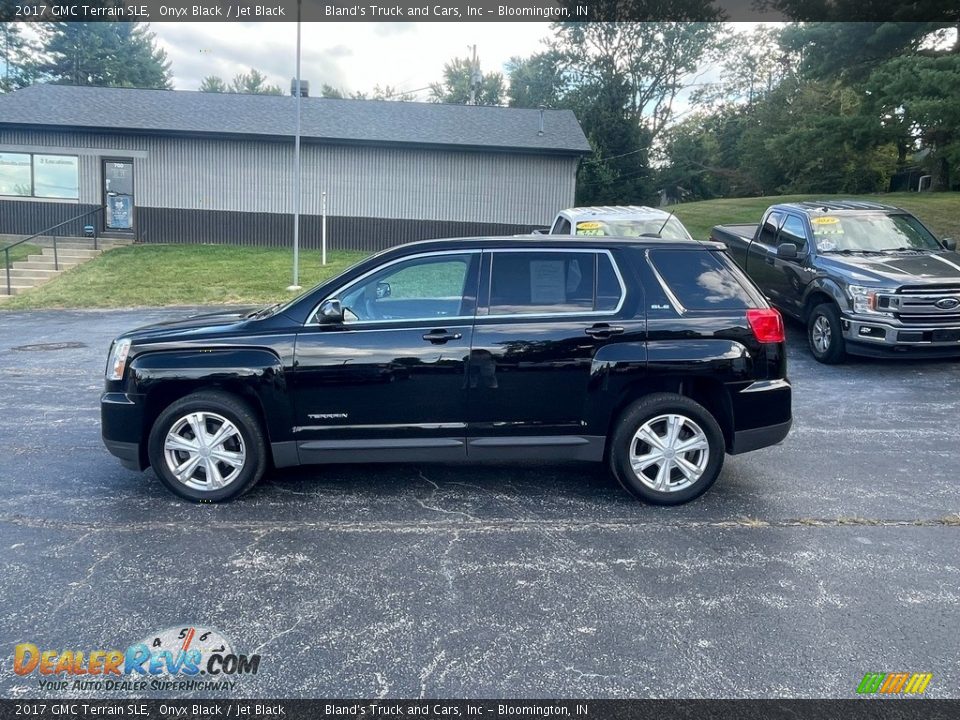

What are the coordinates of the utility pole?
(468, 44, 478, 106)
(287, 0, 303, 291)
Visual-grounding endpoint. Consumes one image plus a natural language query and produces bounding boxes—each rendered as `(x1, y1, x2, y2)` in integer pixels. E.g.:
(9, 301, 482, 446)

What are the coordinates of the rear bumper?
(732, 419, 792, 454)
(729, 378, 792, 454)
(101, 391, 147, 471)
(841, 314, 960, 357)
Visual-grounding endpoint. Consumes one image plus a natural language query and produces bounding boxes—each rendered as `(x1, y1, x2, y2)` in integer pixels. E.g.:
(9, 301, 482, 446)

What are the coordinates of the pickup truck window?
(649, 250, 757, 311)
(487, 250, 623, 316)
(811, 213, 941, 253)
(757, 212, 784, 246)
(552, 217, 571, 234)
(779, 215, 808, 250)
(574, 218, 691, 241)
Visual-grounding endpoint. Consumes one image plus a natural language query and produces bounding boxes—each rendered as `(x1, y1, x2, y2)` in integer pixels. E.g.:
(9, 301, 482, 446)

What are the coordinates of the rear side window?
(649, 249, 758, 311)
(778, 215, 808, 250)
(486, 250, 623, 315)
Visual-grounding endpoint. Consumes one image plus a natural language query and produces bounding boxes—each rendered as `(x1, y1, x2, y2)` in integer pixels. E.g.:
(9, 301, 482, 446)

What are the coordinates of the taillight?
(746, 308, 785, 343)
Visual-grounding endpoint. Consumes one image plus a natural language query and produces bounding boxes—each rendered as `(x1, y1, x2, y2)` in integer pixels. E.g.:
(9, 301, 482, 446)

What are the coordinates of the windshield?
(575, 217, 692, 241)
(812, 213, 941, 253)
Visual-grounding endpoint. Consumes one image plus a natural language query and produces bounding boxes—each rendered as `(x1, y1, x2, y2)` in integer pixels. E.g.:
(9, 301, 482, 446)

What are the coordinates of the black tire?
(807, 302, 846, 364)
(609, 393, 725, 505)
(147, 391, 267, 502)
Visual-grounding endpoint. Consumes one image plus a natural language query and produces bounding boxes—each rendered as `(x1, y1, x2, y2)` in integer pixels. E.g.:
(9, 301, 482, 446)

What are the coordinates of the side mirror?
(375, 281, 392, 299)
(942, 237, 957, 251)
(777, 243, 799, 260)
(317, 298, 343, 324)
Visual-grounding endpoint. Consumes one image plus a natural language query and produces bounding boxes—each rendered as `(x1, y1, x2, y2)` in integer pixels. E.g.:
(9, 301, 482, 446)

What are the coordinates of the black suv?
(101, 237, 792, 504)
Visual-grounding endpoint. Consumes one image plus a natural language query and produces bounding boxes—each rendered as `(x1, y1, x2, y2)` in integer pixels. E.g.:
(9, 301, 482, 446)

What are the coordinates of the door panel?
(746, 211, 783, 302)
(467, 249, 640, 447)
(292, 251, 479, 460)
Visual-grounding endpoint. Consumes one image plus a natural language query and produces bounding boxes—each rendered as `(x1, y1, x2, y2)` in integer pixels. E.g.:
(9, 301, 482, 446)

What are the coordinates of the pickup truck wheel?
(807, 303, 846, 364)
(147, 391, 267, 503)
(609, 394, 725, 505)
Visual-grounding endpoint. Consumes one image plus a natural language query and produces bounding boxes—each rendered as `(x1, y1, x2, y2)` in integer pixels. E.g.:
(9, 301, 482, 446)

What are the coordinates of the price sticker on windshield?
(812, 216, 843, 235)
(576, 221, 605, 236)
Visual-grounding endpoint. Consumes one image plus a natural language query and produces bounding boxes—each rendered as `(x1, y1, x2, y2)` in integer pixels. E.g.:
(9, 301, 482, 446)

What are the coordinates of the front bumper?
(841, 314, 960, 357)
(101, 391, 147, 471)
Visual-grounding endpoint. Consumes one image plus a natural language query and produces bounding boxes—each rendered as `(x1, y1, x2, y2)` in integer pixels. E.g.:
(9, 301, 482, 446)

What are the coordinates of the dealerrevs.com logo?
(856, 672, 933, 695)
(13, 625, 261, 692)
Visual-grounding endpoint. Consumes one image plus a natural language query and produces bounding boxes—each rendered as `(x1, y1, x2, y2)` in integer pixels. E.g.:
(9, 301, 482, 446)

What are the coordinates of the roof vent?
(538, 107, 545, 136)
(290, 79, 310, 97)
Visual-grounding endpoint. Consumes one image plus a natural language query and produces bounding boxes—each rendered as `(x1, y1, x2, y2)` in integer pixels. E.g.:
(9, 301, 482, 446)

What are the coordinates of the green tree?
(198, 75, 228, 93)
(506, 52, 564, 108)
(551, 21, 722, 141)
(429, 55, 504, 105)
(780, 22, 945, 83)
(866, 54, 960, 189)
(229, 68, 281, 95)
(42, 22, 171, 88)
(0, 21, 41, 92)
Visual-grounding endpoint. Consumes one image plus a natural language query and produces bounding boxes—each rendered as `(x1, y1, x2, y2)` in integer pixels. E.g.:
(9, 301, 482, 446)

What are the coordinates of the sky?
(151, 22, 556, 98)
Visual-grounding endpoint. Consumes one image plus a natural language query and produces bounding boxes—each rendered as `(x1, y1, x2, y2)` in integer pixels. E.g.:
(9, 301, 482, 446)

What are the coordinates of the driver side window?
(338, 253, 475, 323)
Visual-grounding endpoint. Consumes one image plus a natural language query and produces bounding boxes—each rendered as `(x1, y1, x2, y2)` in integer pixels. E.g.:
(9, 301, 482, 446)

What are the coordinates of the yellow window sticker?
(811, 216, 839, 225)
(576, 221, 606, 235)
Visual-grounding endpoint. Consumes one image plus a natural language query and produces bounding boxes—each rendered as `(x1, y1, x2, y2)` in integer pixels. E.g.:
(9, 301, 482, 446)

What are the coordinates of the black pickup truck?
(712, 200, 960, 363)
(102, 235, 792, 505)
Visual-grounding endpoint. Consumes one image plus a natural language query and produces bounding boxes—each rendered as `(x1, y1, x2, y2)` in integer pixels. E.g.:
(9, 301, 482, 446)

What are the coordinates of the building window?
(33, 155, 80, 199)
(0, 152, 32, 197)
(0, 152, 79, 200)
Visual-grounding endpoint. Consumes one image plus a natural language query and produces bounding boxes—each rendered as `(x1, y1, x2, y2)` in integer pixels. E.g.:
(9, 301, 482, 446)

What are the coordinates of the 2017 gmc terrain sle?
(101, 236, 792, 504)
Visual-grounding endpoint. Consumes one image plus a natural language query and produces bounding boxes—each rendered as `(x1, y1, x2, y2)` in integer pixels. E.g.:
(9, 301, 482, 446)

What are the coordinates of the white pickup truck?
(544, 205, 694, 240)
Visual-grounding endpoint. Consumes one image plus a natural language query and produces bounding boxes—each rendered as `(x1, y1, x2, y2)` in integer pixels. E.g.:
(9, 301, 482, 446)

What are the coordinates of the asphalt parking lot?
(0, 307, 958, 699)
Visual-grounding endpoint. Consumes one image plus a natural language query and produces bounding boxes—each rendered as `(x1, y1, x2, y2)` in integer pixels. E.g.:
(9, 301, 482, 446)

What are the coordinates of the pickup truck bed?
(712, 224, 759, 268)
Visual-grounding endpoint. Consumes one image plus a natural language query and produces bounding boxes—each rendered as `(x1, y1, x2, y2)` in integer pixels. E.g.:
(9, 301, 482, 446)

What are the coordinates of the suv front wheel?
(609, 393, 725, 505)
(147, 391, 267, 502)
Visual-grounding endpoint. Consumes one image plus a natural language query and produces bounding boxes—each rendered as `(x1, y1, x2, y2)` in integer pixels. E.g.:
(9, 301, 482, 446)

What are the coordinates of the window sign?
(0, 152, 32, 196)
(33, 155, 80, 199)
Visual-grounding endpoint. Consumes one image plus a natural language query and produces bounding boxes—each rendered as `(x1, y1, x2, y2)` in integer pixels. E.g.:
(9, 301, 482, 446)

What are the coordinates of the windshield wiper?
(821, 249, 878, 255)
(250, 302, 281, 319)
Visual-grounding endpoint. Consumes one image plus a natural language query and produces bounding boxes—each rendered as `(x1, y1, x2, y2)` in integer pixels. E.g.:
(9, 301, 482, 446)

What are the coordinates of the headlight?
(847, 285, 887, 315)
(106, 338, 131, 381)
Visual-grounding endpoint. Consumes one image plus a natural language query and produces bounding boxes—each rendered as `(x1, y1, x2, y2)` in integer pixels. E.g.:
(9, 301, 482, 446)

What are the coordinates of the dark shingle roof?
(0, 84, 591, 155)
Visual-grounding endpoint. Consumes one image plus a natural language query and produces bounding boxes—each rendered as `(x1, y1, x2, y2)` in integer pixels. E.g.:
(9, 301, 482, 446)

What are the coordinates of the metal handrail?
(3, 206, 104, 296)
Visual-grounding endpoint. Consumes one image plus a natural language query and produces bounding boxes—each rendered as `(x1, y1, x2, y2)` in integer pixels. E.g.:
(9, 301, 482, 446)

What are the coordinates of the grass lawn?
(1, 242, 40, 269)
(672, 192, 960, 241)
(1, 245, 368, 310)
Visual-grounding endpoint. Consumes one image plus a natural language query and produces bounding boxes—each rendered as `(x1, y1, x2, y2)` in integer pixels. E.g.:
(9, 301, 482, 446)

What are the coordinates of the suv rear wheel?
(807, 302, 846, 364)
(147, 391, 267, 502)
(609, 393, 725, 505)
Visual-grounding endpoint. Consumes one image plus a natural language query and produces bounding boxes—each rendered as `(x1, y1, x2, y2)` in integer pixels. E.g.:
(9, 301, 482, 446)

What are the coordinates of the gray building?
(0, 85, 590, 251)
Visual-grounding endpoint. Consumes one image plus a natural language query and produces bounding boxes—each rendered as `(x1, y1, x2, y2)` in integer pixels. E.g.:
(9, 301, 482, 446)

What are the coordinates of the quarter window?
(649, 249, 758, 311)
(487, 250, 622, 316)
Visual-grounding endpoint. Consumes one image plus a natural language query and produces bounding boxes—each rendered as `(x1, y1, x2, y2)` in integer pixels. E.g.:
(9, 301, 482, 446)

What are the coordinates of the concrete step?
(40, 247, 102, 259)
(18, 259, 81, 270)
(7, 267, 62, 279)
(0, 284, 37, 295)
(37, 241, 126, 251)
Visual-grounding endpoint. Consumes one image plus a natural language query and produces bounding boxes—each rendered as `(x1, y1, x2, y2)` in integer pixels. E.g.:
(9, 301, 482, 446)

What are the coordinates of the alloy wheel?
(811, 315, 833, 354)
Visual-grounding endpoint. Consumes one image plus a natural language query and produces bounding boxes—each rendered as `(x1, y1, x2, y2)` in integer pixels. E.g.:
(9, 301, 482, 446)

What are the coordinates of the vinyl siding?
(0, 129, 578, 226)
